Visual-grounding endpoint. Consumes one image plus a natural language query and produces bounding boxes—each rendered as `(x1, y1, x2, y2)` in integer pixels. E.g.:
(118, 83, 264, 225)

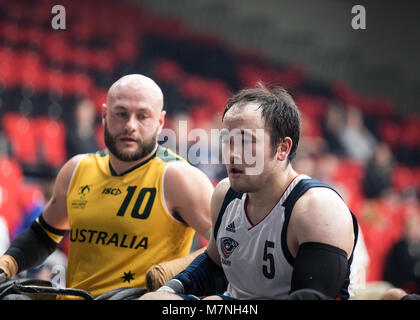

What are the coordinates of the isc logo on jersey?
(220, 237, 239, 266)
(102, 187, 122, 196)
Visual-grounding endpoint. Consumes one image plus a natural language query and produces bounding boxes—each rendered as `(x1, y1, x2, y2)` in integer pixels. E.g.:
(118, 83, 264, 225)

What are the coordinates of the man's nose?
(125, 114, 137, 132)
(229, 140, 243, 164)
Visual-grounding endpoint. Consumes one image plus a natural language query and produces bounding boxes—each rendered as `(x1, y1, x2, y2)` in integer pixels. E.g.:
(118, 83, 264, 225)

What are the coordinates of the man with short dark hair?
(141, 83, 359, 300)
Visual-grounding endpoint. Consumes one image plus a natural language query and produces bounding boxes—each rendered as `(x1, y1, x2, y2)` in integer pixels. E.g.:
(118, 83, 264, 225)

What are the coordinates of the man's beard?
(104, 122, 157, 162)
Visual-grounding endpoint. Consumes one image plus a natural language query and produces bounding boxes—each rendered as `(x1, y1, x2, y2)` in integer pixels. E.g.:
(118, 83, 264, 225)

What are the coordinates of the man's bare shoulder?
(42, 154, 87, 230)
(294, 187, 348, 214)
(214, 178, 231, 197)
(163, 162, 214, 238)
(291, 186, 355, 257)
(56, 154, 87, 189)
(164, 162, 214, 194)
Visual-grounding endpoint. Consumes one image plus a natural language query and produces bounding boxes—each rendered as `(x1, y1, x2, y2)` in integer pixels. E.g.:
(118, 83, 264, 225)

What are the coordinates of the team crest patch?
(71, 184, 93, 209)
(220, 237, 239, 258)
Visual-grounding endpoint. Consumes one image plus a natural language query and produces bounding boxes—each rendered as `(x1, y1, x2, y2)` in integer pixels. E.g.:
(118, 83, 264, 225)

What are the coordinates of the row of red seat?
(2, 113, 65, 167)
(0, 155, 45, 236)
(1, 112, 106, 168)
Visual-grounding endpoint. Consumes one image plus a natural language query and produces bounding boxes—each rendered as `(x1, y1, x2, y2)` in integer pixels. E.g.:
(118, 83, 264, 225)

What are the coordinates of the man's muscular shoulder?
(288, 187, 355, 258)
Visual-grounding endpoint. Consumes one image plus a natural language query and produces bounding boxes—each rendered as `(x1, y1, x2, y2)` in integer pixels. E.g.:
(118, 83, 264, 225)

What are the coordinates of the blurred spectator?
(359, 189, 406, 282)
(382, 201, 420, 294)
(320, 102, 347, 156)
(362, 143, 394, 199)
(298, 113, 327, 159)
(65, 98, 100, 158)
(338, 106, 377, 162)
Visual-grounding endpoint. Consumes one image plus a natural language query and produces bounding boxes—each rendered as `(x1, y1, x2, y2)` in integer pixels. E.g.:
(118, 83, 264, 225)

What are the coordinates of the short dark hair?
(223, 83, 301, 161)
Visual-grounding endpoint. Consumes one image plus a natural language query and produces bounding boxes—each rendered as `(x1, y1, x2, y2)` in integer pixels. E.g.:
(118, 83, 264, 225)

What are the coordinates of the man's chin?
(228, 177, 250, 193)
(113, 143, 157, 162)
(112, 148, 145, 162)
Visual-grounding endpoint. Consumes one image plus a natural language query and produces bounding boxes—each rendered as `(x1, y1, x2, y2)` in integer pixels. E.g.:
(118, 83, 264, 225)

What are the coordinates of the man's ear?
(158, 110, 166, 134)
(276, 137, 293, 161)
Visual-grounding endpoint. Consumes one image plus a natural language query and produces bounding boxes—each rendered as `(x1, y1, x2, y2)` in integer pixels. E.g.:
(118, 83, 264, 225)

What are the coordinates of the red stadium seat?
(295, 94, 328, 138)
(44, 69, 65, 96)
(114, 36, 140, 63)
(400, 118, 420, 148)
(2, 113, 38, 164)
(69, 21, 96, 43)
(333, 158, 365, 184)
(88, 49, 116, 73)
(180, 75, 230, 113)
(239, 64, 305, 89)
(0, 21, 19, 43)
(17, 52, 46, 92)
(154, 59, 184, 82)
(0, 48, 17, 87)
(41, 33, 70, 67)
(61, 72, 94, 96)
(357, 95, 395, 117)
(392, 165, 417, 192)
(0, 156, 25, 235)
(34, 117, 67, 167)
(331, 81, 358, 106)
(379, 121, 401, 148)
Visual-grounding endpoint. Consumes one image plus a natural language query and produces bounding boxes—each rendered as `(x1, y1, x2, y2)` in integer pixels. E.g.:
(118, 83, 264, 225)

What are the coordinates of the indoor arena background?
(0, 0, 419, 297)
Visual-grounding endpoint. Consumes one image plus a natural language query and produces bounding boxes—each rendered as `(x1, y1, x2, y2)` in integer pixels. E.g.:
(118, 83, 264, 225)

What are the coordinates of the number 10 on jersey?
(116, 186, 156, 219)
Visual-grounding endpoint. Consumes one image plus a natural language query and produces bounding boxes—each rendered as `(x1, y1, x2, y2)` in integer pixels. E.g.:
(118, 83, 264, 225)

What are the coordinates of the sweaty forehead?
(223, 102, 264, 129)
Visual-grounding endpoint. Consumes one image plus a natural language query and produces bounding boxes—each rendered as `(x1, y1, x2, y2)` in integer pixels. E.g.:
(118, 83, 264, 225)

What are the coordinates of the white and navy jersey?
(214, 175, 359, 300)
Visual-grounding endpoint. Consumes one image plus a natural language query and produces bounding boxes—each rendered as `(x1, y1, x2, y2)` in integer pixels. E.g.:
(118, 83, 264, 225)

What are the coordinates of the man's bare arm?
(164, 163, 214, 240)
(42, 154, 86, 230)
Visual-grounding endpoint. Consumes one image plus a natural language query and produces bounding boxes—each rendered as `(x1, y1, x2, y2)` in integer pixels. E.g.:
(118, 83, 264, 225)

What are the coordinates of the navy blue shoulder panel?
(213, 188, 243, 240)
(280, 178, 359, 299)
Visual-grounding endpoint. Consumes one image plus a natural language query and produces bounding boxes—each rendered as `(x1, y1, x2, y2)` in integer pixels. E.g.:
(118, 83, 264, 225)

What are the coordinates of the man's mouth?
(229, 166, 245, 175)
(120, 136, 137, 143)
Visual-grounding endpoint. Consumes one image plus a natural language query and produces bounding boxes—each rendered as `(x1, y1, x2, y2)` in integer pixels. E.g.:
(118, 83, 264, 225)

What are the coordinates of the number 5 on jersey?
(263, 240, 275, 279)
(116, 186, 156, 219)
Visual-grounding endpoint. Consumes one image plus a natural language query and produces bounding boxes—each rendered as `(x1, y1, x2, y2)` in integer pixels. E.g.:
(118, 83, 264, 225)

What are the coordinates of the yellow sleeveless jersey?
(64, 146, 195, 298)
